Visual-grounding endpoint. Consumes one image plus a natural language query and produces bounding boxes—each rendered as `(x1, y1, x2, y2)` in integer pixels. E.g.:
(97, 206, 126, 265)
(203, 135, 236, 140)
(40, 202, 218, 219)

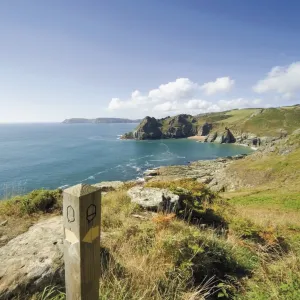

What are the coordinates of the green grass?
(0, 189, 62, 216)
(195, 105, 300, 137)
(3, 127, 300, 299)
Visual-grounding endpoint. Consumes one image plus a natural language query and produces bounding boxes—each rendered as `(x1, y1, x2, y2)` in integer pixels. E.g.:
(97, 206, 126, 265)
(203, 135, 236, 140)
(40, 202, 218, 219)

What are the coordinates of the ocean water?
(0, 123, 253, 198)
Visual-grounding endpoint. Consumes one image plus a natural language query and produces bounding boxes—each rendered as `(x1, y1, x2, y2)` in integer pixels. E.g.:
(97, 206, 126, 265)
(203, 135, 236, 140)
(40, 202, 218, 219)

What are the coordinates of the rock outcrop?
(145, 155, 248, 193)
(92, 181, 124, 192)
(133, 117, 163, 140)
(0, 217, 64, 299)
(162, 114, 197, 138)
(204, 128, 235, 144)
(199, 122, 212, 136)
(127, 186, 180, 211)
(123, 115, 198, 140)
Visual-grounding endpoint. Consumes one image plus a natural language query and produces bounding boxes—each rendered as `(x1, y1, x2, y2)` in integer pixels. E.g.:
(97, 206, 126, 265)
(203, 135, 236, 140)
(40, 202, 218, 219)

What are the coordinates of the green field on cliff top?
(195, 105, 300, 136)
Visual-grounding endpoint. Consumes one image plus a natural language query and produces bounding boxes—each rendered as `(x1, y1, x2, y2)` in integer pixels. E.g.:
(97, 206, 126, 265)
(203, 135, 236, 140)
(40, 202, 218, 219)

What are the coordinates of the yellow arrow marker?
(82, 226, 99, 243)
(65, 228, 79, 245)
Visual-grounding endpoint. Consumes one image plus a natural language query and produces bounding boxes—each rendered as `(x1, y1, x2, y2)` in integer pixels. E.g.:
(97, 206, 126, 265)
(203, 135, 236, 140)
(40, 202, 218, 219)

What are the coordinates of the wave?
(149, 158, 172, 162)
(126, 163, 141, 172)
(58, 184, 69, 190)
(129, 154, 154, 161)
(136, 177, 145, 183)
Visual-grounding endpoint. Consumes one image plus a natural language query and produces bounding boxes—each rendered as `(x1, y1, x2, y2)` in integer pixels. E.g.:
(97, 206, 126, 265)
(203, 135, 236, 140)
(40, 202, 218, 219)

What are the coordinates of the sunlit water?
(0, 123, 253, 198)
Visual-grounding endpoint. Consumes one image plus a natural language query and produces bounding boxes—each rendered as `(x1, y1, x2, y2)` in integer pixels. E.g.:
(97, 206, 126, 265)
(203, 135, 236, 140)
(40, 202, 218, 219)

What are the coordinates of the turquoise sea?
(0, 123, 253, 198)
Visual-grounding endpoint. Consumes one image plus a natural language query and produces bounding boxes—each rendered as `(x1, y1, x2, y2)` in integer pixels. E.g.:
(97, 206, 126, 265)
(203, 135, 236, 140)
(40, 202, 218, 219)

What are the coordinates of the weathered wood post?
(63, 184, 101, 300)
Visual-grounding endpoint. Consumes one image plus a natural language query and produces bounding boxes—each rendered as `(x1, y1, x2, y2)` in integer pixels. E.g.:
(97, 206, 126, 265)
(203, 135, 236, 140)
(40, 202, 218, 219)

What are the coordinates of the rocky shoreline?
(142, 154, 248, 192)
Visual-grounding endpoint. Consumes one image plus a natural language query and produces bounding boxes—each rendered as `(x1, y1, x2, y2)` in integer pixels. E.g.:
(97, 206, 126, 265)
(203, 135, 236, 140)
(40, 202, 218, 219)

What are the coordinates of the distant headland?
(62, 118, 141, 124)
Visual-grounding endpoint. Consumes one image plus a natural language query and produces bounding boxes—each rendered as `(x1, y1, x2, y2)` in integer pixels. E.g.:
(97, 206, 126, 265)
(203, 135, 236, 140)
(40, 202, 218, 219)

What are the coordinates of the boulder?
(127, 186, 180, 212)
(143, 169, 158, 177)
(0, 217, 64, 299)
(92, 181, 124, 192)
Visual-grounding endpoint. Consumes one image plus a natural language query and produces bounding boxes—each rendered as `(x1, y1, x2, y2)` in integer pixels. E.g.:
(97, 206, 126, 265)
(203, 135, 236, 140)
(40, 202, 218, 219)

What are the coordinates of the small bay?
(0, 123, 252, 198)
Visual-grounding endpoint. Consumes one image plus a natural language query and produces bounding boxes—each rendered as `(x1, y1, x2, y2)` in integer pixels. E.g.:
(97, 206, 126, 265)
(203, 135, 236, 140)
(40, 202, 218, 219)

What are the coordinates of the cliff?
(123, 114, 198, 140)
(122, 104, 300, 147)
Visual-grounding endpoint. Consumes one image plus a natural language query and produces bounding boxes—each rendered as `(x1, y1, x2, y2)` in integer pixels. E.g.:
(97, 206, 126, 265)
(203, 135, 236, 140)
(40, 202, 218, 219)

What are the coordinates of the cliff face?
(133, 117, 163, 139)
(127, 114, 198, 140)
(122, 105, 300, 145)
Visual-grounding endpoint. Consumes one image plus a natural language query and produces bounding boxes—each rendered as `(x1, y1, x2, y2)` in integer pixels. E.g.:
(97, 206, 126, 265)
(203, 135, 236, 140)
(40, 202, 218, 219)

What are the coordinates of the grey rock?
(199, 122, 212, 136)
(0, 216, 64, 299)
(127, 186, 180, 211)
(206, 132, 217, 142)
(0, 220, 8, 226)
(143, 169, 158, 177)
(214, 134, 224, 143)
(92, 181, 124, 192)
(197, 176, 213, 184)
(133, 116, 163, 140)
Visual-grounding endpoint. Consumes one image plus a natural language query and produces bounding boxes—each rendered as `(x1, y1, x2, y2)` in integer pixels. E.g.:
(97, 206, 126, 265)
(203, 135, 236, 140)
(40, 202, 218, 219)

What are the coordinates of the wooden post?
(63, 184, 101, 300)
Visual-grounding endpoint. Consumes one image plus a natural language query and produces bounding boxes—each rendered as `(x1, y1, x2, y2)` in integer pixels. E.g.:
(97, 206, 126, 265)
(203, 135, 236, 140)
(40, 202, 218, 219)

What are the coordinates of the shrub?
(0, 189, 62, 216)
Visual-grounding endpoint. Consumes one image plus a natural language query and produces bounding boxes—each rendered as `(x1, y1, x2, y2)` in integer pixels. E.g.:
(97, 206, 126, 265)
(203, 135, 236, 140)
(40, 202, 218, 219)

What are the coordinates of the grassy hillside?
(196, 105, 300, 136)
(1, 128, 300, 299)
(125, 104, 300, 140)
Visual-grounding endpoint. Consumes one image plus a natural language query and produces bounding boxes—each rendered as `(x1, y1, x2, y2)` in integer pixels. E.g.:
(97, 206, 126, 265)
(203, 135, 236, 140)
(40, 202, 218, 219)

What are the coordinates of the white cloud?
(185, 99, 212, 110)
(148, 78, 198, 102)
(108, 98, 133, 110)
(108, 78, 199, 111)
(253, 62, 300, 97)
(200, 77, 235, 95)
(217, 98, 262, 110)
(153, 101, 177, 112)
(183, 98, 262, 114)
(107, 77, 267, 119)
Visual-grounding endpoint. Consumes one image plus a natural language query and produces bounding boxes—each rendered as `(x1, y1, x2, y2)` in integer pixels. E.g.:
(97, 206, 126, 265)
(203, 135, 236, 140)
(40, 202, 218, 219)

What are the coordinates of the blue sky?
(0, 0, 300, 122)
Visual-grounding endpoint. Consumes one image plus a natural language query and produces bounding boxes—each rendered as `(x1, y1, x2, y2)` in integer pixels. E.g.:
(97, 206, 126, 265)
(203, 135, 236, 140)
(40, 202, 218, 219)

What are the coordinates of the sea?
(0, 123, 253, 198)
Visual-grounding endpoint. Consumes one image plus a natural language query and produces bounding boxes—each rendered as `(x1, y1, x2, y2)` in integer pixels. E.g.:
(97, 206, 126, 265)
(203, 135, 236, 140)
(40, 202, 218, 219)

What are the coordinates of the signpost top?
(64, 183, 100, 197)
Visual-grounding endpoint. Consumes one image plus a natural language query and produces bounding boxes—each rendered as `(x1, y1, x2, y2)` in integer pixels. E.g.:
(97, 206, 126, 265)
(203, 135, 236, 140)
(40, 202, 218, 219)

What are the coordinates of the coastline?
(187, 135, 258, 151)
(187, 135, 207, 142)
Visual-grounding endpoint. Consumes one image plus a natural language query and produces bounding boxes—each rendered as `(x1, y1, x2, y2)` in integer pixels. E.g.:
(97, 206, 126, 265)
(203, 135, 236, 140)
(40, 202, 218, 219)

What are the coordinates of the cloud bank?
(108, 76, 237, 116)
(253, 62, 300, 99)
(200, 77, 235, 95)
(107, 63, 299, 118)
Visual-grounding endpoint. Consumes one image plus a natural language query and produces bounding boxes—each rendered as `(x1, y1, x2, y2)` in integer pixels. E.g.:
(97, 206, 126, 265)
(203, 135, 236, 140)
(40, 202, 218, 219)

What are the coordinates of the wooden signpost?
(63, 184, 101, 300)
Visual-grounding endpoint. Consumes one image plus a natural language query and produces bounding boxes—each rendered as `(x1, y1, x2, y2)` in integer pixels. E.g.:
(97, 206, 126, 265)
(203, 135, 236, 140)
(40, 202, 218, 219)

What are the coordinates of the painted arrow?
(82, 226, 99, 243)
(65, 228, 79, 245)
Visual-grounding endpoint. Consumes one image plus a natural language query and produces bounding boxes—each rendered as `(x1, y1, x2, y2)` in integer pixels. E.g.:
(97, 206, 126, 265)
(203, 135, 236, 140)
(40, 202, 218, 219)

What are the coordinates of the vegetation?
(0, 189, 62, 246)
(123, 105, 300, 140)
(2, 121, 300, 299)
(196, 105, 300, 137)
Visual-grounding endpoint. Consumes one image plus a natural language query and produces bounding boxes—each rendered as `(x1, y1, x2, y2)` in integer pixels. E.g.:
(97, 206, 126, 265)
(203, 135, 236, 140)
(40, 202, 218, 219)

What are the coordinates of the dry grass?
(233, 206, 300, 229)
(0, 189, 62, 246)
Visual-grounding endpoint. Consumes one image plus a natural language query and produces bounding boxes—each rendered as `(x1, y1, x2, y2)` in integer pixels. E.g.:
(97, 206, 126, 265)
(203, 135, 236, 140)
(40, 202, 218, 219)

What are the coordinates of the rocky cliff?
(122, 105, 300, 147)
(123, 114, 198, 140)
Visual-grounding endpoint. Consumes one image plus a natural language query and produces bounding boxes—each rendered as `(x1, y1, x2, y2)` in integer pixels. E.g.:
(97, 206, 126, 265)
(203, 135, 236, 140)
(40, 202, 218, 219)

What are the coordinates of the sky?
(0, 0, 300, 122)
